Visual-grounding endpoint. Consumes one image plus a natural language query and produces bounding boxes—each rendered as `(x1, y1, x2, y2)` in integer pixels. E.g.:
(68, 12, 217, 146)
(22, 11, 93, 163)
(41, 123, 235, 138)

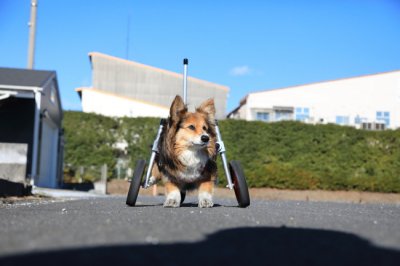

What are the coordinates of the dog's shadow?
(133, 195, 226, 208)
(133, 202, 223, 208)
(180, 202, 222, 208)
(1, 227, 399, 266)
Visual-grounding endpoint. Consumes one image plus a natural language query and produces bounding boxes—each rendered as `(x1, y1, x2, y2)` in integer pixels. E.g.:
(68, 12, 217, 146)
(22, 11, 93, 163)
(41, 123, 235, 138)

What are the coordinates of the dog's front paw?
(198, 192, 213, 208)
(163, 198, 180, 208)
(163, 191, 181, 208)
(199, 198, 213, 208)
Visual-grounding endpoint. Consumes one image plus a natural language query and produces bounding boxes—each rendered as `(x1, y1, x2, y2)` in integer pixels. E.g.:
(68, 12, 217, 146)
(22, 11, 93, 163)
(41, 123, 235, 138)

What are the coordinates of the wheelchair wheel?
(126, 159, 146, 206)
(229, 160, 250, 208)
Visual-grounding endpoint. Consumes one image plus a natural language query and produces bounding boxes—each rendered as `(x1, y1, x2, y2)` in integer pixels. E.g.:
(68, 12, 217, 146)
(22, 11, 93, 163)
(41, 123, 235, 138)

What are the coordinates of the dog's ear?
(170, 95, 187, 123)
(197, 98, 216, 122)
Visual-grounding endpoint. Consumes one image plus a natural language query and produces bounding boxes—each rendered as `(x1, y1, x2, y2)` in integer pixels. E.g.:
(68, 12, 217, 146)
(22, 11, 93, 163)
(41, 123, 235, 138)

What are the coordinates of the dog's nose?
(201, 135, 209, 143)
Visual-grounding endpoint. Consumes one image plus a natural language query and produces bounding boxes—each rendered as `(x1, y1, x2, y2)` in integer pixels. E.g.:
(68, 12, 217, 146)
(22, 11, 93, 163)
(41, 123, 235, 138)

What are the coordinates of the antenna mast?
(126, 14, 131, 59)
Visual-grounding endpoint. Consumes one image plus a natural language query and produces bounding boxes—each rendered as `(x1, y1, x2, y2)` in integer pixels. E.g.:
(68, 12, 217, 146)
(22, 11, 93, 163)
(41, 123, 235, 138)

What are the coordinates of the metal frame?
(142, 58, 234, 190)
(143, 119, 164, 188)
(215, 121, 234, 189)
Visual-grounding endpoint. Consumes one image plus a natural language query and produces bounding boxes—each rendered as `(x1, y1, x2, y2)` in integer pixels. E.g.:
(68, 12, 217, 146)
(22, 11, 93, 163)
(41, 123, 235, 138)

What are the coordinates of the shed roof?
(0, 67, 55, 88)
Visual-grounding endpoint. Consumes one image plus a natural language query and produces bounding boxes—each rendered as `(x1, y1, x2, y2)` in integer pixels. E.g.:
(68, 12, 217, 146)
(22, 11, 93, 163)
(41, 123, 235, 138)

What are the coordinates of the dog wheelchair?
(126, 59, 250, 208)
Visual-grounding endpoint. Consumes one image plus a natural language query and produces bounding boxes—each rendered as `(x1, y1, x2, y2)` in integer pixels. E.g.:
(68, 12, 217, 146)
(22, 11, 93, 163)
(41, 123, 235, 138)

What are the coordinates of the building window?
(295, 107, 309, 121)
(362, 122, 386, 131)
(256, 112, 270, 122)
(50, 84, 56, 104)
(275, 110, 292, 121)
(354, 115, 367, 125)
(376, 111, 390, 126)
(336, 116, 349, 125)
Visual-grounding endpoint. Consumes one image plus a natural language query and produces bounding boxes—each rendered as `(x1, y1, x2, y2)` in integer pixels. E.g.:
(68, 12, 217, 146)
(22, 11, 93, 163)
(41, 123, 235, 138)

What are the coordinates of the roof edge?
(0, 84, 43, 91)
(251, 69, 400, 95)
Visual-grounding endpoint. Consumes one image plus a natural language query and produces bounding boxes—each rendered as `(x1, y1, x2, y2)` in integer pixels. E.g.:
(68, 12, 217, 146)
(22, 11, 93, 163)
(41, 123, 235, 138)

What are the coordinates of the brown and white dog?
(149, 95, 217, 208)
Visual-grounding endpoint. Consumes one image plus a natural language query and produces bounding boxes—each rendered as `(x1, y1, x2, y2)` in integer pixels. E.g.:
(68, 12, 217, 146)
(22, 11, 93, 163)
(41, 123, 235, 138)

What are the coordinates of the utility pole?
(27, 0, 38, 69)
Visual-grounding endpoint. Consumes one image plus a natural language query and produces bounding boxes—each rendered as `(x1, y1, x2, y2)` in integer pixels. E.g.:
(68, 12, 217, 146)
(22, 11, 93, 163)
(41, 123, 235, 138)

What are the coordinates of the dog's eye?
(203, 126, 207, 131)
(188, 125, 195, 130)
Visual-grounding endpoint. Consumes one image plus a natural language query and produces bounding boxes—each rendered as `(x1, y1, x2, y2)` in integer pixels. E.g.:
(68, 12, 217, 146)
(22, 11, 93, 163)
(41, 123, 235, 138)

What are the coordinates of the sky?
(1, 0, 400, 113)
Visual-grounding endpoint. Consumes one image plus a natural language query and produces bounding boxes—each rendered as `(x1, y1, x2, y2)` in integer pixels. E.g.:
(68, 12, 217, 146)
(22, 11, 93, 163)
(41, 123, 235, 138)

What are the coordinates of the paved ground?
(0, 194, 399, 266)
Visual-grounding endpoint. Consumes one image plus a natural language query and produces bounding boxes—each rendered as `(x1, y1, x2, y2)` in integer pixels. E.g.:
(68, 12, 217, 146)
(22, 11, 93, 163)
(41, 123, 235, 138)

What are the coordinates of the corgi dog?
(149, 95, 217, 208)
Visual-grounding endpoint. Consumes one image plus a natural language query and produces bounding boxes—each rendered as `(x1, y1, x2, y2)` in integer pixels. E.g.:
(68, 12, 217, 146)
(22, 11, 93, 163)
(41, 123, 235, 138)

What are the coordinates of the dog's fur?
(149, 95, 217, 208)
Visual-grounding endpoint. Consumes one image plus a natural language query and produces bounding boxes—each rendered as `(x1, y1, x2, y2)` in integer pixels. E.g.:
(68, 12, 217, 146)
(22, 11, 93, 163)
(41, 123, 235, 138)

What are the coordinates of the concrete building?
(76, 52, 229, 119)
(0, 67, 64, 188)
(228, 70, 400, 130)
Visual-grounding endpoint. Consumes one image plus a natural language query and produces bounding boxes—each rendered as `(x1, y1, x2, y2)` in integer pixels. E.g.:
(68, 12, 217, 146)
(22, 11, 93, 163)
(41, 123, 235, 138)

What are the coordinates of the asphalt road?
(0, 194, 399, 266)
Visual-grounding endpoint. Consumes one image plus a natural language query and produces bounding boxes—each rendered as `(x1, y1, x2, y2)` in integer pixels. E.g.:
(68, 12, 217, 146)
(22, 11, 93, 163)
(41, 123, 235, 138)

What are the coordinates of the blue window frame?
(354, 116, 362, 124)
(376, 111, 390, 126)
(295, 107, 310, 121)
(354, 115, 367, 124)
(336, 116, 349, 125)
(256, 112, 270, 122)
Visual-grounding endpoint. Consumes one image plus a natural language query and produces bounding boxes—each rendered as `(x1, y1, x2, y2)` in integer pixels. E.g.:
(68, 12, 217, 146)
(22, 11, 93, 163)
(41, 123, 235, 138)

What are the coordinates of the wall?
(0, 143, 27, 183)
(240, 71, 400, 129)
(81, 89, 169, 118)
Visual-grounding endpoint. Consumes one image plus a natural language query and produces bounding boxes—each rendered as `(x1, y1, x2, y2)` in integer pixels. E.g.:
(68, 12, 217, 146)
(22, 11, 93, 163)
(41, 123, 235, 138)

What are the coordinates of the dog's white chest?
(177, 150, 208, 182)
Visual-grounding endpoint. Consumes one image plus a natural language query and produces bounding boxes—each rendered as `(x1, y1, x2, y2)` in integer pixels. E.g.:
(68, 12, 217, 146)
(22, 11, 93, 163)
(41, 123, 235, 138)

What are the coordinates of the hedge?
(63, 111, 400, 192)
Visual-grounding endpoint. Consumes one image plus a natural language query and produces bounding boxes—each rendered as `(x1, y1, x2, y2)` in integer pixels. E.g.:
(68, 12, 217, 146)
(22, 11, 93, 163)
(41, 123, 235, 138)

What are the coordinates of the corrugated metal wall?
(90, 53, 229, 119)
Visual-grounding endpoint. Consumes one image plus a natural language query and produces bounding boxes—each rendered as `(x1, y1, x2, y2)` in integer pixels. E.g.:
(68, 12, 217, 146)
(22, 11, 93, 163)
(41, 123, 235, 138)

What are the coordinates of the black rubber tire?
(126, 159, 146, 206)
(229, 160, 250, 208)
(180, 191, 186, 204)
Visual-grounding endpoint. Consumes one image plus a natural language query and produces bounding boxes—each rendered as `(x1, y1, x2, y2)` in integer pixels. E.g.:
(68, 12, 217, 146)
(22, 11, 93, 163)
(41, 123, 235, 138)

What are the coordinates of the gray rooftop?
(0, 67, 55, 88)
(88, 52, 229, 118)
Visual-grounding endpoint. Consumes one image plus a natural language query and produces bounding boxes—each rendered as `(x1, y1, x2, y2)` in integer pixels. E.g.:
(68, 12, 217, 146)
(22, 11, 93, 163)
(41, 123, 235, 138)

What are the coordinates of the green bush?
(63, 111, 118, 167)
(63, 111, 400, 192)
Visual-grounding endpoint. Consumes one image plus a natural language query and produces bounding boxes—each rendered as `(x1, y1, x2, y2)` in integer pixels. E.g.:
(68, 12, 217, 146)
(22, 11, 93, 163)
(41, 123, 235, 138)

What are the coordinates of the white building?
(228, 70, 400, 130)
(76, 52, 229, 119)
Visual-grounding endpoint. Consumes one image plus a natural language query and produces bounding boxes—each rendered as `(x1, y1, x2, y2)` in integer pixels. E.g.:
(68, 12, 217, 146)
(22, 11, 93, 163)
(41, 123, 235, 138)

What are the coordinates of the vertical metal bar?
(143, 152, 156, 188)
(143, 120, 164, 188)
(220, 153, 233, 189)
(126, 14, 130, 60)
(27, 0, 38, 69)
(215, 121, 234, 189)
(183, 58, 188, 104)
(30, 89, 41, 186)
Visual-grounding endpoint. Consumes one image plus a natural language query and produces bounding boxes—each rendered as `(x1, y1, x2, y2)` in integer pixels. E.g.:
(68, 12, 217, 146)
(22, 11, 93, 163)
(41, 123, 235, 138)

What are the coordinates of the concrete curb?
(32, 187, 108, 199)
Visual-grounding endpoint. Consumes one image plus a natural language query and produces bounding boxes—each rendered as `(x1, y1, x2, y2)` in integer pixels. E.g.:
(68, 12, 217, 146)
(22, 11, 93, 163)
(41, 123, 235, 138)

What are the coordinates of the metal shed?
(0, 67, 64, 188)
